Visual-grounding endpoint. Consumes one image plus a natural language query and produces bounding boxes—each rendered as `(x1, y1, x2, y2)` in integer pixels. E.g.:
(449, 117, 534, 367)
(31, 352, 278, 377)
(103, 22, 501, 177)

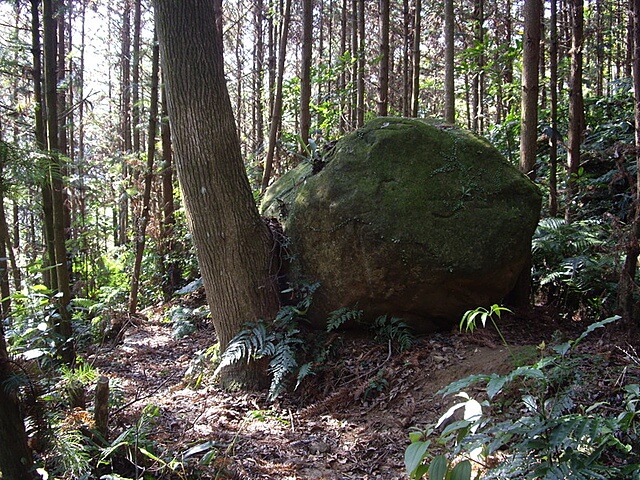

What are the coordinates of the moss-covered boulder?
(261, 117, 542, 332)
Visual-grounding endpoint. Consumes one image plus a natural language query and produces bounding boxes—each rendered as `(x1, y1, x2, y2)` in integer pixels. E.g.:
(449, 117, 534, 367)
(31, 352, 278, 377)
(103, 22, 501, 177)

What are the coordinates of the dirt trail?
(90, 317, 533, 479)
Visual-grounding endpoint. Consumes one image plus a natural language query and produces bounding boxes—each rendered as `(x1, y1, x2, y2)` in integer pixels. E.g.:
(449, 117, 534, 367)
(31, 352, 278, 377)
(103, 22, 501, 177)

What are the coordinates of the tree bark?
(377, 0, 390, 116)
(261, 0, 292, 192)
(132, 0, 142, 154)
(0, 322, 34, 478)
(0, 158, 10, 318)
(154, 0, 280, 388)
(160, 83, 180, 299)
(519, 0, 542, 181)
(129, 32, 159, 314)
(443, 0, 455, 123)
(118, 0, 132, 245)
(411, 0, 421, 117)
(549, 0, 559, 216)
(356, 0, 365, 127)
(565, 0, 584, 222)
(44, 0, 74, 364)
(252, 0, 265, 154)
(30, 0, 56, 290)
(300, 0, 313, 150)
(619, 0, 640, 325)
(510, 0, 542, 310)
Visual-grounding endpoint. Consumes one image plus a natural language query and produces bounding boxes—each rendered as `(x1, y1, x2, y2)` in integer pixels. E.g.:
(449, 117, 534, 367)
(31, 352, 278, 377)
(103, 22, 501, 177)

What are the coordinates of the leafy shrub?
(406, 316, 640, 479)
(532, 218, 617, 315)
(164, 304, 210, 338)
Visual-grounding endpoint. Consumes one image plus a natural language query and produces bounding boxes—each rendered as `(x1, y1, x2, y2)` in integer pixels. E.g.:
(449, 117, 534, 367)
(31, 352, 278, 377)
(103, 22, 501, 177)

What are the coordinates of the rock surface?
(261, 117, 542, 331)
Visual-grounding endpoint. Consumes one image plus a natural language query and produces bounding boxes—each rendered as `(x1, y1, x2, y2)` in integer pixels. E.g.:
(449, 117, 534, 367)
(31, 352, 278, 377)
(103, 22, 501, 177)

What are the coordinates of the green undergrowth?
(406, 315, 640, 480)
(209, 281, 415, 401)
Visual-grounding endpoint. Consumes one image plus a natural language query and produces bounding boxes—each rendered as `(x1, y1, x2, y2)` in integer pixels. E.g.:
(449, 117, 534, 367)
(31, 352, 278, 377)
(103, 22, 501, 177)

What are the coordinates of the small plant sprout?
(460, 304, 512, 354)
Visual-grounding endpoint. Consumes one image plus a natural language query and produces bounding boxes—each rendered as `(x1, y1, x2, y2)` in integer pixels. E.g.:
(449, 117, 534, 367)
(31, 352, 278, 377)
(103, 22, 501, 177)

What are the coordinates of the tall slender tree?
(356, 0, 365, 126)
(44, 0, 74, 363)
(154, 0, 281, 387)
(261, 0, 292, 192)
(443, 0, 455, 123)
(619, 0, 640, 324)
(300, 0, 313, 149)
(548, 0, 559, 216)
(565, 0, 585, 222)
(411, 0, 421, 116)
(520, 0, 542, 180)
(378, 0, 390, 116)
(129, 31, 160, 314)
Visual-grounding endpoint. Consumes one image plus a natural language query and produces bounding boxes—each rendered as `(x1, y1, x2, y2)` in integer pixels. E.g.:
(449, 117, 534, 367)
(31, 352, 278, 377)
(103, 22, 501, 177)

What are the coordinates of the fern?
(267, 335, 302, 401)
(373, 315, 414, 352)
(214, 321, 271, 376)
(327, 306, 363, 331)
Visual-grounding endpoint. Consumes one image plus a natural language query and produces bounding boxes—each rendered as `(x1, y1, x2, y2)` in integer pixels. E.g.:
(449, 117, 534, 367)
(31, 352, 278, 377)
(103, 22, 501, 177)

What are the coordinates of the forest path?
(89, 309, 558, 479)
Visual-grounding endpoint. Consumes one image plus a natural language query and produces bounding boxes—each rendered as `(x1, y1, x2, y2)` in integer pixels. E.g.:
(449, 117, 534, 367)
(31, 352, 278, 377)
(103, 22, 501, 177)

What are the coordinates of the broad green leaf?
(405, 440, 430, 476)
(449, 460, 472, 480)
(486, 375, 508, 399)
(428, 455, 449, 480)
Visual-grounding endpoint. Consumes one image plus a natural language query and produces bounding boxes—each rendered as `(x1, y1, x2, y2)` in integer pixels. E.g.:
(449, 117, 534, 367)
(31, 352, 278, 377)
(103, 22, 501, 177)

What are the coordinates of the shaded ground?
(87, 305, 633, 479)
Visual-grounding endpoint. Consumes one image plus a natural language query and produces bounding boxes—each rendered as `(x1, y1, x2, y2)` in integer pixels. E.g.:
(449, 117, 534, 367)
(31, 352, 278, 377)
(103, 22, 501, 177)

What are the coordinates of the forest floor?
(87, 294, 634, 480)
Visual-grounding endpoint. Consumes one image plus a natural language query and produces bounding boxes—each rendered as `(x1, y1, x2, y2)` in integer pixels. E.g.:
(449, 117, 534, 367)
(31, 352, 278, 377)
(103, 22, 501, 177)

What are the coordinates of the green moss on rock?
(261, 117, 542, 331)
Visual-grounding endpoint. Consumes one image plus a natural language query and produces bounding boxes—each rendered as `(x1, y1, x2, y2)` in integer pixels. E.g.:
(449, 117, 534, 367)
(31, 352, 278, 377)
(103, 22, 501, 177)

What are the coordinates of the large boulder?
(261, 117, 542, 332)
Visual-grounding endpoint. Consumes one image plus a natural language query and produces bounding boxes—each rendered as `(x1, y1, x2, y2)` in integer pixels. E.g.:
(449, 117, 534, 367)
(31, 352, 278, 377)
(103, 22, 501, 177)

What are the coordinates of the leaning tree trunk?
(154, 0, 281, 388)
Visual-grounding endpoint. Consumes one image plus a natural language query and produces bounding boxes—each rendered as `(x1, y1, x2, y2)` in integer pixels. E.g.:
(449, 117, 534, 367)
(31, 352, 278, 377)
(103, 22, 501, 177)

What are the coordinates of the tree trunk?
(511, 0, 542, 310)
(619, 0, 640, 325)
(300, 0, 313, 150)
(356, 0, 365, 127)
(30, 0, 55, 290)
(253, 0, 265, 154)
(160, 83, 181, 299)
(377, 0, 390, 116)
(339, 0, 348, 132)
(549, 0, 559, 216)
(132, 0, 142, 154)
(0, 331, 34, 478)
(443, 0, 455, 123)
(118, 0, 132, 246)
(261, 0, 292, 192)
(44, 0, 74, 364)
(338, 0, 348, 132)
(154, 0, 281, 388)
(129, 32, 159, 315)
(520, 0, 542, 181)
(565, 0, 584, 222)
(402, 0, 411, 117)
(0, 159, 10, 317)
(411, 0, 421, 117)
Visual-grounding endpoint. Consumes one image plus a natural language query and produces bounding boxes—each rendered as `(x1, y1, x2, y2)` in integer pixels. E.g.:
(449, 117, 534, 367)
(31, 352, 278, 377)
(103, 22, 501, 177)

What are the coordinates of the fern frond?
(327, 306, 363, 331)
(295, 362, 314, 390)
(267, 337, 300, 401)
(373, 315, 414, 352)
(214, 321, 270, 377)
